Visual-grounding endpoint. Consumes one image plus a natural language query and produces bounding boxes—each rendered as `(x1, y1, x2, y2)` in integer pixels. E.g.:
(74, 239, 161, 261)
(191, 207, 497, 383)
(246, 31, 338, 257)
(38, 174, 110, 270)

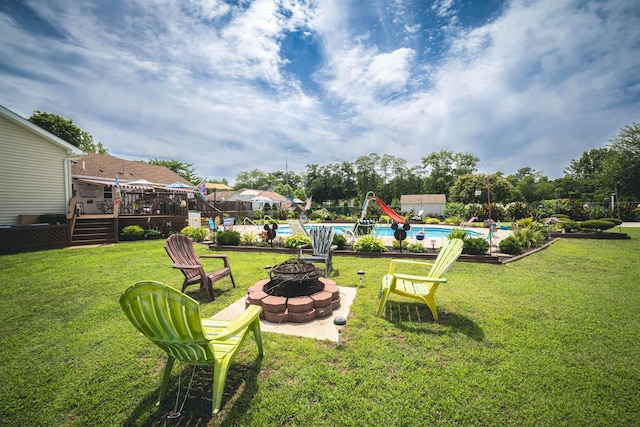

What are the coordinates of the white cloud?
(1, 0, 639, 182)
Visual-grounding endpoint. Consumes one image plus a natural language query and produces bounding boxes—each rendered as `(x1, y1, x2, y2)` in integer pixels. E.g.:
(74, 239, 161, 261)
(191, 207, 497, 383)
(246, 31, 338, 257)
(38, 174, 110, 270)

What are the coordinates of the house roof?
(400, 194, 447, 204)
(258, 190, 287, 202)
(71, 153, 192, 186)
(0, 104, 84, 156)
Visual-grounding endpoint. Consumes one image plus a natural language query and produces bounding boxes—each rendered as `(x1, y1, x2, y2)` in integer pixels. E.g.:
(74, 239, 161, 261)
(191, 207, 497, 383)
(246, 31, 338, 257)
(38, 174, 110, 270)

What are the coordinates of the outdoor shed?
(400, 194, 447, 217)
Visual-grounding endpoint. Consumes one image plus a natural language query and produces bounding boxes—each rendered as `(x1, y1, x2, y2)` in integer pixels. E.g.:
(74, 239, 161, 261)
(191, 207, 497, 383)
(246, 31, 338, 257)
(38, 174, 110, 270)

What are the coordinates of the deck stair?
(71, 218, 117, 245)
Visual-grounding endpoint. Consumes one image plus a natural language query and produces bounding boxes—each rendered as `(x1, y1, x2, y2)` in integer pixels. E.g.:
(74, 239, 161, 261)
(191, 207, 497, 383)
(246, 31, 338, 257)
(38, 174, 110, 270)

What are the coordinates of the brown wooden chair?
(164, 234, 235, 301)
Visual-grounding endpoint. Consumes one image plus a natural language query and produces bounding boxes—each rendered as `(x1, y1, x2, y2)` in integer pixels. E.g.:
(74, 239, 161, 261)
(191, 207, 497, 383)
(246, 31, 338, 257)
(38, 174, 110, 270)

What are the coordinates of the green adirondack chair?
(119, 281, 263, 416)
(377, 238, 464, 322)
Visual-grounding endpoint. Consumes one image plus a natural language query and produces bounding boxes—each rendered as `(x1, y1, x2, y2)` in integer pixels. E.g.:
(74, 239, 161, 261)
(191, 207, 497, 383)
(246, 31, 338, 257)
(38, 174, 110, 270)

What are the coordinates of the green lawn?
(1, 230, 639, 426)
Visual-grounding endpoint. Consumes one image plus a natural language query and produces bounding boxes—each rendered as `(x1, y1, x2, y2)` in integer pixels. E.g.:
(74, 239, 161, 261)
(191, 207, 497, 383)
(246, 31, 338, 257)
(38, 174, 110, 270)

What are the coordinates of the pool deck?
(232, 222, 512, 249)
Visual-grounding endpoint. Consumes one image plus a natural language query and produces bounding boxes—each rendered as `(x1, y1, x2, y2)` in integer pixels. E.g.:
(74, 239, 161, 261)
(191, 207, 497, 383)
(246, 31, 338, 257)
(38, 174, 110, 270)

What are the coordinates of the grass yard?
(1, 229, 639, 426)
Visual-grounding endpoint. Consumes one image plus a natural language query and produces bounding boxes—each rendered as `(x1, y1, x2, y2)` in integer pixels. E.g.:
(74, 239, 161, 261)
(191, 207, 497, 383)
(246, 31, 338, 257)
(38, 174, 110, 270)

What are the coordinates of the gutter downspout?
(64, 156, 80, 203)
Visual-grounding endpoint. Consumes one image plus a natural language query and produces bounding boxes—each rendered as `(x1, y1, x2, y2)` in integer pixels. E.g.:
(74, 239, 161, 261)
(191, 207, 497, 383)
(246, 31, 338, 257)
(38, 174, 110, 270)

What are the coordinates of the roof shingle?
(71, 153, 192, 186)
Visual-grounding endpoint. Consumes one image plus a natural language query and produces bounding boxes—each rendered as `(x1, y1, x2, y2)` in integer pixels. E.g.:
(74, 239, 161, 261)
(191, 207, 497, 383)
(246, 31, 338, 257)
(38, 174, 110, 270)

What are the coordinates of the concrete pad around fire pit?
(211, 286, 357, 343)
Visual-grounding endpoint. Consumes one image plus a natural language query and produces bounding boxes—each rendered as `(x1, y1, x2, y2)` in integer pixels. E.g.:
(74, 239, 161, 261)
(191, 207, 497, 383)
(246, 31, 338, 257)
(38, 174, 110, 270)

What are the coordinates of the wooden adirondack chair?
(377, 238, 464, 322)
(297, 225, 337, 276)
(164, 234, 235, 301)
(119, 281, 263, 416)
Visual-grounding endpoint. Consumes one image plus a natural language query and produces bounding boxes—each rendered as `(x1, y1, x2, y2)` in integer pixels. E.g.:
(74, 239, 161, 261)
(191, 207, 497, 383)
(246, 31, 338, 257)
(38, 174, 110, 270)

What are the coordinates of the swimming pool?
(264, 224, 482, 238)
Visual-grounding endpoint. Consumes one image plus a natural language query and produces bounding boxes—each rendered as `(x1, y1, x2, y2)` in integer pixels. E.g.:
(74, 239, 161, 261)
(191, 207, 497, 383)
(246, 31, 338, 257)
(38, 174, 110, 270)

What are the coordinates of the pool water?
(272, 224, 481, 238)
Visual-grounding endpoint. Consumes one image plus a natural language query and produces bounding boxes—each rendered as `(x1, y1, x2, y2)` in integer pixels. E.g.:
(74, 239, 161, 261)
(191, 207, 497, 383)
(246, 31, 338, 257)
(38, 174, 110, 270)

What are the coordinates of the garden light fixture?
(333, 316, 346, 346)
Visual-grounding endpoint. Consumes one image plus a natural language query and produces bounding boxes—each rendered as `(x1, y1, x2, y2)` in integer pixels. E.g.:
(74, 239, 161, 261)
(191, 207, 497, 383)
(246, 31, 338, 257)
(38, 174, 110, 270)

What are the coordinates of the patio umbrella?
(164, 182, 196, 193)
(166, 182, 194, 189)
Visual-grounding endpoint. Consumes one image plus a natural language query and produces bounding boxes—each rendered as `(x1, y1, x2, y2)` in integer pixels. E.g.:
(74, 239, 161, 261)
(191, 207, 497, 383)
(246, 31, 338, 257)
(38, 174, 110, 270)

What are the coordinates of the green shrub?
(215, 229, 241, 245)
(332, 234, 347, 250)
(581, 220, 616, 232)
(600, 217, 622, 225)
(180, 226, 195, 237)
(284, 233, 311, 249)
(180, 226, 208, 242)
(241, 231, 257, 245)
(447, 228, 469, 240)
(353, 235, 387, 252)
(191, 227, 209, 242)
(445, 202, 465, 217)
(530, 222, 550, 240)
(120, 225, 144, 241)
(499, 236, 522, 255)
(515, 217, 534, 228)
(392, 240, 409, 250)
(512, 228, 544, 248)
(310, 208, 334, 221)
(507, 201, 534, 220)
(463, 237, 489, 255)
(408, 243, 427, 253)
(561, 219, 581, 232)
(443, 216, 461, 225)
(143, 228, 163, 239)
(425, 217, 440, 224)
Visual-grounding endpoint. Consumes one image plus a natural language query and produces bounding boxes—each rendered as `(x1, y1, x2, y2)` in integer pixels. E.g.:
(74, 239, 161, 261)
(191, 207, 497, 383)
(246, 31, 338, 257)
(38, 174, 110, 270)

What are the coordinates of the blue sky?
(1, 0, 639, 183)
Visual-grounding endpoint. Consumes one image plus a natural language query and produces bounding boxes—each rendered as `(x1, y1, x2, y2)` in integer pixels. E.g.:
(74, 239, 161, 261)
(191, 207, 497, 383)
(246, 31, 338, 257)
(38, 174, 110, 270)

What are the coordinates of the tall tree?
(421, 150, 479, 197)
(450, 173, 517, 204)
(600, 122, 640, 200)
(29, 111, 108, 154)
(147, 159, 200, 184)
(354, 153, 382, 199)
(235, 169, 269, 189)
(378, 154, 407, 184)
(507, 167, 555, 203)
(564, 147, 610, 197)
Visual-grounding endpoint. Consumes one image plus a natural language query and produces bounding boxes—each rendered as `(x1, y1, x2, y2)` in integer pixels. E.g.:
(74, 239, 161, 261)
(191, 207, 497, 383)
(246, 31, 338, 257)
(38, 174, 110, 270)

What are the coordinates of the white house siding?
(0, 115, 73, 225)
(403, 204, 445, 216)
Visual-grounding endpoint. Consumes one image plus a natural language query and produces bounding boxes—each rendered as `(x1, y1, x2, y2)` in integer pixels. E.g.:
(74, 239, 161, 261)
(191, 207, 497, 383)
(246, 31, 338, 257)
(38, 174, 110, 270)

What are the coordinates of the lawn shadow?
(182, 284, 233, 302)
(383, 301, 485, 342)
(122, 356, 263, 426)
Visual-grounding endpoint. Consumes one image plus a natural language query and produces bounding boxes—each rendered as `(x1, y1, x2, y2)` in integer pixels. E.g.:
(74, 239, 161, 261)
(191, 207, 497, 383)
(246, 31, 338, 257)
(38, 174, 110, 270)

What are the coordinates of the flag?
(197, 178, 207, 200)
(304, 195, 312, 211)
(114, 174, 121, 204)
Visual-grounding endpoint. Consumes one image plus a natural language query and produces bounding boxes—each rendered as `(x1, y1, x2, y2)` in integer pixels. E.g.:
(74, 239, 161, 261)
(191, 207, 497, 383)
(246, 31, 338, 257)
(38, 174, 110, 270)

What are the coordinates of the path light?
(357, 270, 365, 287)
(333, 316, 347, 346)
(431, 239, 436, 250)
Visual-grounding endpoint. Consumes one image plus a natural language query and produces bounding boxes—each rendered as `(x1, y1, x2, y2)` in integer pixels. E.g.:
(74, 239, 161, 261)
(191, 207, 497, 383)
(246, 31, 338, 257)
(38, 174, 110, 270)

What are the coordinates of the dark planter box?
(550, 232, 629, 240)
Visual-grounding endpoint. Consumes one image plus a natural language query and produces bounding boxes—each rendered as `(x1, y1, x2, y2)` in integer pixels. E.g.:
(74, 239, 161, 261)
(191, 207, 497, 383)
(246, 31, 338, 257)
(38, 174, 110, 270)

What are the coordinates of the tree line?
(28, 110, 640, 212)
(235, 122, 640, 209)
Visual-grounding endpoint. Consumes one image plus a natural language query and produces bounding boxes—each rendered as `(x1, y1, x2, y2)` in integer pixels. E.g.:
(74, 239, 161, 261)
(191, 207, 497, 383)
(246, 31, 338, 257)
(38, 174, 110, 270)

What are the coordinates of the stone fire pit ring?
(246, 278, 341, 323)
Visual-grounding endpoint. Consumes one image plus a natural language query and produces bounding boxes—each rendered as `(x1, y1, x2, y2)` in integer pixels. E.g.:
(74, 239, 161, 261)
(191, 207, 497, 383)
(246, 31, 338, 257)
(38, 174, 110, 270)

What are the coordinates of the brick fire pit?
(246, 277, 341, 323)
